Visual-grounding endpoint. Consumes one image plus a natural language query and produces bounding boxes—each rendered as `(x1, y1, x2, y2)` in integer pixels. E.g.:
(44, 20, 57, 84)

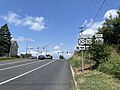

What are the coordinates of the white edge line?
(0, 60, 43, 71)
(0, 60, 56, 85)
(70, 65, 79, 90)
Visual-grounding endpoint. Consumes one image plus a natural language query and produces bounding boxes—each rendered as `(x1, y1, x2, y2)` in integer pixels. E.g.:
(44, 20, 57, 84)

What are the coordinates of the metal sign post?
(77, 32, 93, 72)
(81, 50, 84, 72)
(77, 33, 103, 72)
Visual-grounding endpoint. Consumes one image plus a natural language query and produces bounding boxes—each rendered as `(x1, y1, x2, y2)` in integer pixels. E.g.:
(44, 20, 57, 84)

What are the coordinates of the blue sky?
(0, 0, 120, 58)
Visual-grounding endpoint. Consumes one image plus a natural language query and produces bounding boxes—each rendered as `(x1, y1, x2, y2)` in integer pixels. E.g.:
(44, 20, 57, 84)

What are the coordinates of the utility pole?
(41, 47, 43, 55)
(45, 45, 48, 55)
(79, 26, 84, 72)
(26, 42, 28, 58)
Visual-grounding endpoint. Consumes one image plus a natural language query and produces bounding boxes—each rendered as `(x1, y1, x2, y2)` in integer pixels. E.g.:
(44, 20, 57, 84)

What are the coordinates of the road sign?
(78, 38, 86, 45)
(86, 39, 92, 44)
(95, 34, 103, 38)
(95, 34, 103, 44)
(79, 45, 86, 51)
(95, 38, 104, 44)
(78, 38, 92, 45)
(80, 34, 93, 39)
(86, 46, 90, 50)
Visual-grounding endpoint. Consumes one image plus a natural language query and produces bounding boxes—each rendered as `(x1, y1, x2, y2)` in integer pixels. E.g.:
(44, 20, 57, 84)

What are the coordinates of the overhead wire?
(87, 0, 98, 20)
(89, 0, 106, 27)
(80, 0, 87, 26)
(84, 0, 94, 21)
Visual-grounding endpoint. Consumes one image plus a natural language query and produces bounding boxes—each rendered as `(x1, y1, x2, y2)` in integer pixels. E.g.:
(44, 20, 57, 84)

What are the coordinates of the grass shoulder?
(76, 70, 120, 90)
(0, 57, 21, 61)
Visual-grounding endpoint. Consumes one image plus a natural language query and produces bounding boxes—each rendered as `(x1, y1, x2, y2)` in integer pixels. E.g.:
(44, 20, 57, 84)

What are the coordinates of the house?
(9, 41, 19, 57)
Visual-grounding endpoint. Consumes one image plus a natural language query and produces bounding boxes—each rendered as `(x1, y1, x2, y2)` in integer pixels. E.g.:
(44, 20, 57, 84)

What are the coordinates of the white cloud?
(81, 20, 104, 35)
(76, 9, 119, 50)
(82, 28, 97, 35)
(23, 16, 45, 31)
(104, 9, 118, 19)
(82, 9, 118, 35)
(54, 46, 61, 51)
(1, 11, 46, 31)
(90, 21, 104, 30)
(12, 37, 34, 42)
(2, 11, 22, 25)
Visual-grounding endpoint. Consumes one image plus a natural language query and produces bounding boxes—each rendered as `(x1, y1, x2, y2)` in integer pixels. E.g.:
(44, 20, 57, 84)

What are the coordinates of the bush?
(98, 57, 120, 80)
(91, 44, 111, 65)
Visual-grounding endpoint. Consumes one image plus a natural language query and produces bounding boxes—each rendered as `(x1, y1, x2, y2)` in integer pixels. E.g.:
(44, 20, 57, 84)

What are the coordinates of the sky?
(0, 0, 120, 59)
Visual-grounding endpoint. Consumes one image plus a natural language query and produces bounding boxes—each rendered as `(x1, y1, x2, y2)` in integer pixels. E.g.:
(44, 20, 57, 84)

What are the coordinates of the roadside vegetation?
(69, 9, 120, 90)
(0, 57, 19, 61)
(76, 71, 120, 90)
(0, 24, 12, 57)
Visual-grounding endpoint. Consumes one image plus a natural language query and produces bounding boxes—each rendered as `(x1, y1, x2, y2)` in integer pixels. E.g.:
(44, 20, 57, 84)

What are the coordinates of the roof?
(11, 40, 19, 47)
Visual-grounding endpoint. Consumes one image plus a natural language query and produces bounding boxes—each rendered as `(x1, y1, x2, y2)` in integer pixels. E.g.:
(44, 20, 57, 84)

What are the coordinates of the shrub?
(98, 49, 120, 79)
(90, 44, 111, 65)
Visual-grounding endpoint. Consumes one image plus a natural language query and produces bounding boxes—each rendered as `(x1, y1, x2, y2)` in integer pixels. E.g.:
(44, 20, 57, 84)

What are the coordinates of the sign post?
(77, 33, 103, 72)
(77, 33, 93, 72)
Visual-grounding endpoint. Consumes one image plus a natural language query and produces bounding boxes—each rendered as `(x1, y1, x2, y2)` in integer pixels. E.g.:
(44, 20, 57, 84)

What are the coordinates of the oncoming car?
(38, 55, 45, 60)
(45, 54, 53, 59)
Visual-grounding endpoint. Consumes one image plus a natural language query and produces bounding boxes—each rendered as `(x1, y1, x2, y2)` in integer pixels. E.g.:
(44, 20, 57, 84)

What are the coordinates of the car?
(45, 54, 53, 59)
(38, 55, 45, 60)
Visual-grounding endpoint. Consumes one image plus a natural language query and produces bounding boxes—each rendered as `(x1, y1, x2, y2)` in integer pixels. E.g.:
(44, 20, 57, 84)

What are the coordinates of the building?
(9, 41, 19, 57)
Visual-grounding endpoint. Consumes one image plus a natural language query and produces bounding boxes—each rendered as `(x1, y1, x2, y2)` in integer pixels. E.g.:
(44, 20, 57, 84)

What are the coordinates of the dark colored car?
(45, 54, 53, 59)
(38, 55, 45, 60)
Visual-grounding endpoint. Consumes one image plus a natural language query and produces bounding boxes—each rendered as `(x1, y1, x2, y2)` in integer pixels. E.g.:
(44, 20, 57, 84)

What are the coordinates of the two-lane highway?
(0, 59, 73, 90)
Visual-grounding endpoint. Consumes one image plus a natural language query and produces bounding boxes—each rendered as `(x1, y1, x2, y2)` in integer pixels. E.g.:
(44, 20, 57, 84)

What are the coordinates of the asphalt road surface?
(0, 59, 73, 90)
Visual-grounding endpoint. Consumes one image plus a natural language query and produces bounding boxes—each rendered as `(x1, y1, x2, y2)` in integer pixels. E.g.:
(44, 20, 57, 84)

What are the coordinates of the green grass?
(76, 71, 120, 90)
(0, 57, 19, 61)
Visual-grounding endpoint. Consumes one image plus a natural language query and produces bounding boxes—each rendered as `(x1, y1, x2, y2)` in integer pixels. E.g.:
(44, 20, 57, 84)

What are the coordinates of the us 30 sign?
(78, 38, 92, 45)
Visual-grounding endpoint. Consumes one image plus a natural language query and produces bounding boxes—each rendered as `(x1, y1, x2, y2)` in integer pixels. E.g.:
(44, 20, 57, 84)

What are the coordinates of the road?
(0, 59, 73, 90)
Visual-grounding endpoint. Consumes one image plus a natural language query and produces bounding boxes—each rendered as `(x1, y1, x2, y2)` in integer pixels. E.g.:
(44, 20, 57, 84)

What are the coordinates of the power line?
(88, 0, 98, 20)
(94, 0, 106, 20)
(89, 0, 106, 27)
(80, 0, 87, 24)
(84, 0, 94, 20)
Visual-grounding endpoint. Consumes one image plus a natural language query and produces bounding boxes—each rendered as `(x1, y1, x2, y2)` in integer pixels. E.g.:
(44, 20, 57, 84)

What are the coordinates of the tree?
(59, 55, 65, 59)
(98, 9, 120, 54)
(98, 10, 120, 45)
(90, 43, 111, 65)
(0, 24, 12, 56)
